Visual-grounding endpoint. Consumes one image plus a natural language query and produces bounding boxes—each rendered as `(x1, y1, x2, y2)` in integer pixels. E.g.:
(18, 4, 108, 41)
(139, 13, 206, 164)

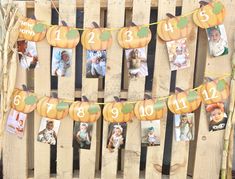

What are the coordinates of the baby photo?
(37, 118, 60, 145)
(86, 50, 106, 78)
(52, 47, 72, 77)
(206, 24, 228, 57)
(17, 40, 39, 69)
(205, 102, 228, 132)
(125, 47, 148, 78)
(174, 113, 194, 141)
(107, 123, 127, 152)
(166, 38, 190, 71)
(73, 122, 93, 150)
(6, 109, 27, 138)
(141, 120, 160, 146)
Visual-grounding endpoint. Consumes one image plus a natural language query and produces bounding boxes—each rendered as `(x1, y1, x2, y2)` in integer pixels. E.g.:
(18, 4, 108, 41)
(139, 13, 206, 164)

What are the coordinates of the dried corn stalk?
(0, 2, 19, 136)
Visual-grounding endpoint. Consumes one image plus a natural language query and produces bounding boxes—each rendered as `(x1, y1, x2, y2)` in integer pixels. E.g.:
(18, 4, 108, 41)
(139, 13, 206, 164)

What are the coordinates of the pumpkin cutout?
(81, 28, 112, 50)
(11, 88, 38, 114)
(157, 15, 193, 41)
(193, 1, 225, 29)
(18, 17, 47, 42)
(134, 99, 166, 120)
(69, 101, 101, 122)
(36, 96, 69, 120)
(199, 79, 229, 105)
(103, 101, 134, 123)
(46, 25, 80, 48)
(117, 26, 151, 49)
(168, 89, 202, 114)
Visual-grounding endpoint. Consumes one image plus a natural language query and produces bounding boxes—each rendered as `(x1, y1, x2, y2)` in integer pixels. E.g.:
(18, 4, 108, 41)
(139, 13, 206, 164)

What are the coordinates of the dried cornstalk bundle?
(0, 2, 20, 135)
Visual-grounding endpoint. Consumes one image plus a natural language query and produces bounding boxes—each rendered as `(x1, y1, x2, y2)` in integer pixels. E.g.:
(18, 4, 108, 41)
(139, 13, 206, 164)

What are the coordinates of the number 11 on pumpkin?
(173, 99, 188, 111)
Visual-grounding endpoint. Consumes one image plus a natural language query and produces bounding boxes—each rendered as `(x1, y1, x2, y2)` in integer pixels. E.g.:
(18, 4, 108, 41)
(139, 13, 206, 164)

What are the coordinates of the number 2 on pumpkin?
(55, 29, 61, 41)
(125, 30, 133, 42)
(77, 107, 85, 117)
(199, 10, 209, 22)
(164, 23, 174, 32)
(111, 108, 119, 118)
(173, 99, 187, 111)
(88, 32, 95, 44)
(201, 88, 218, 101)
(13, 95, 21, 106)
(140, 106, 154, 117)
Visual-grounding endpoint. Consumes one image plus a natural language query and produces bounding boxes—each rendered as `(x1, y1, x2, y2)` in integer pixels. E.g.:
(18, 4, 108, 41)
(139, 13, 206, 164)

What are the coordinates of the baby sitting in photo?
(38, 120, 57, 145)
(108, 125, 124, 152)
(53, 50, 71, 77)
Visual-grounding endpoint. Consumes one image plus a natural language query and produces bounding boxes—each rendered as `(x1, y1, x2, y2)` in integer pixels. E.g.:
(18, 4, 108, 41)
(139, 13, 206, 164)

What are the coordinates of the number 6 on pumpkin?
(13, 95, 21, 106)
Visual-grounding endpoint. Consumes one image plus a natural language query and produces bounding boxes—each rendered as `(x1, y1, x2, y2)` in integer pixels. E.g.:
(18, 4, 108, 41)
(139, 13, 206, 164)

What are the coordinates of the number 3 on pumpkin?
(199, 10, 209, 22)
(13, 95, 21, 105)
(125, 30, 133, 42)
(164, 23, 174, 32)
(173, 99, 187, 111)
(111, 108, 119, 118)
(77, 107, 85, 117)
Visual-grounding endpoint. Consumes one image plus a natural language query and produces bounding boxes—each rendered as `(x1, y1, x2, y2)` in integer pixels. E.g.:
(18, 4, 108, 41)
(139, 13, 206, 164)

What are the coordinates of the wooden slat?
(56, 0, 76, 178)
(169, 1, 199, 178)
(2, 2, 27, 179)
(123, 0, 151, 179)
(79, 0, 100, 178)
(193, 0, 235, 178)
(34, 1, 51, 178)
(101, 0, 125, 178)
(145, 0, 176, 178)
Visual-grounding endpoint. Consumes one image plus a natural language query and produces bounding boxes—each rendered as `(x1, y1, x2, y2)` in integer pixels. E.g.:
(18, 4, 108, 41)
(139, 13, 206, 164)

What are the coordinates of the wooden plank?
(169, 1, 199, 179)
(2, 2, 28, 179)
(34, 1, 51, 178)
(123, 0, 151, 179)
(56, 0, 76, 178)
(193, 0, 235, 178)
(101, 0, 125, 178)
(145, 0, 176, 178)
(79, 0, 100, 178)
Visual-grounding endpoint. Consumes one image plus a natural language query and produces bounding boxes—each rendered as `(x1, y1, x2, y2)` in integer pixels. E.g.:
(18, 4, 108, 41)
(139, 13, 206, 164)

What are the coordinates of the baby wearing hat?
(108, 125, 124, 152)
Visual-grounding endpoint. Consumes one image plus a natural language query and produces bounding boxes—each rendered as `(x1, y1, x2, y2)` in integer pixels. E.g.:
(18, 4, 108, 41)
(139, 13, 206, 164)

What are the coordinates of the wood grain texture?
(145, 0, 176, 178)
(123, 0, 151, 179)
(34, 1, 51, 178)
(193, 0, 235, 178)
(2, 2, 27, 179)
(101, 0, 125, 178)
(79, 0, 100, 178)
(56, 0, 76, 178)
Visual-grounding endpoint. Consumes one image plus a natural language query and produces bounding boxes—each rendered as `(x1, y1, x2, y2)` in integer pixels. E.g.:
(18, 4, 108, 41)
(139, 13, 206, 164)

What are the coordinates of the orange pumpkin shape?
(134, 99, 166, 120)
(11, 88, 38, 114)
(103, 101, 134, 123)
(36, 96, 69, 120)
(193, 1, 225, 29)
(46, 25, 80, 48)
(69, 101, 101, 122)
(81, 28, 112, 50)
(199, 79, 229, 105)
(18, 17, 47, 42)
(168, 89, 202, 114)
(117, 26, 151, 49)
(157, 15, 193, 41)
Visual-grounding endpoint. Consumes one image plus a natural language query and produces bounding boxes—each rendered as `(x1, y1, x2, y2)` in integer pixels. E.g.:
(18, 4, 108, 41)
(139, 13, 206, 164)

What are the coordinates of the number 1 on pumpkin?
(55, 29, 61, 41)
(46, 103, 53, 113)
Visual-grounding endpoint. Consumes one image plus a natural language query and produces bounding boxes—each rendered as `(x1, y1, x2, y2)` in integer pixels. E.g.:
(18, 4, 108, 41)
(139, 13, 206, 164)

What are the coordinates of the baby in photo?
(206, 24, 228, 57)
(37, 118, 60, 145)
(141, 120, 160, 146)
(166, 38, 190, 71)
(76, 122, 91, 149)
(125, 48, 148, 78)
(206, 103, 227, 131)
(52, 48, 72, 77)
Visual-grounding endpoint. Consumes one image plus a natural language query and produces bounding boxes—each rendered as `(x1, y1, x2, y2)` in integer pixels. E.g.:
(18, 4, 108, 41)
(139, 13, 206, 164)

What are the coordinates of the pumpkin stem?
(166, 13, 175, 19)
(204, 76, 214, 82)
(114, 96, 121, 102)
(82, 96, 89, 102)
(92, 21, 100, 28)
(144, 94, 152, 100)
(51, 92, 58, 98)
(61, 20, 68, 26)
(22, 84, 28, 91)
(175, 87, 184, 93)
(199, 0, 209, 7)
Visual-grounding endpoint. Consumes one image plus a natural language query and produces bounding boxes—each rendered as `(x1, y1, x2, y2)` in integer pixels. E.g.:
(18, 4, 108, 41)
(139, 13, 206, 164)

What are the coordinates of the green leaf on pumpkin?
(24, 95, 37, 105)
(121, 103, 134, 114)
(33, 23, 46, 33)
(177, 17, 188, 29)
(153, 101, 164, 110)
(100, 31, 111, 41)
(187, 91, 198, 102)
(56, 101, 69, 111)
(216, 79, 226, 91)
(66, 29, 79, 40)
(88, 105, 100, 114)
(137, 26, 149, 38)
(213, 2, 223, 15)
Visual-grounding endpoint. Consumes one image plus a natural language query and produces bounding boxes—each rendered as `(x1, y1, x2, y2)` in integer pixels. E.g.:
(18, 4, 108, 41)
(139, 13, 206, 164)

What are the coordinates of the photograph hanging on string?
(6, 109, 27, 138)
(17, 40, 39, 69)
(73, 122, 93, 150)
(206, 24, 228, 57)
(37, 118, 60, 145)
(107, 122, 127, 152)
(52, 47, 72, 77)
(166, 38, 190, 71)
(174, 113, 194, 141)
(125, 47, 148, 78)
(86, 50, 106, 78)
(141, 120, 160, 146)
(205, 102, 228, 132)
